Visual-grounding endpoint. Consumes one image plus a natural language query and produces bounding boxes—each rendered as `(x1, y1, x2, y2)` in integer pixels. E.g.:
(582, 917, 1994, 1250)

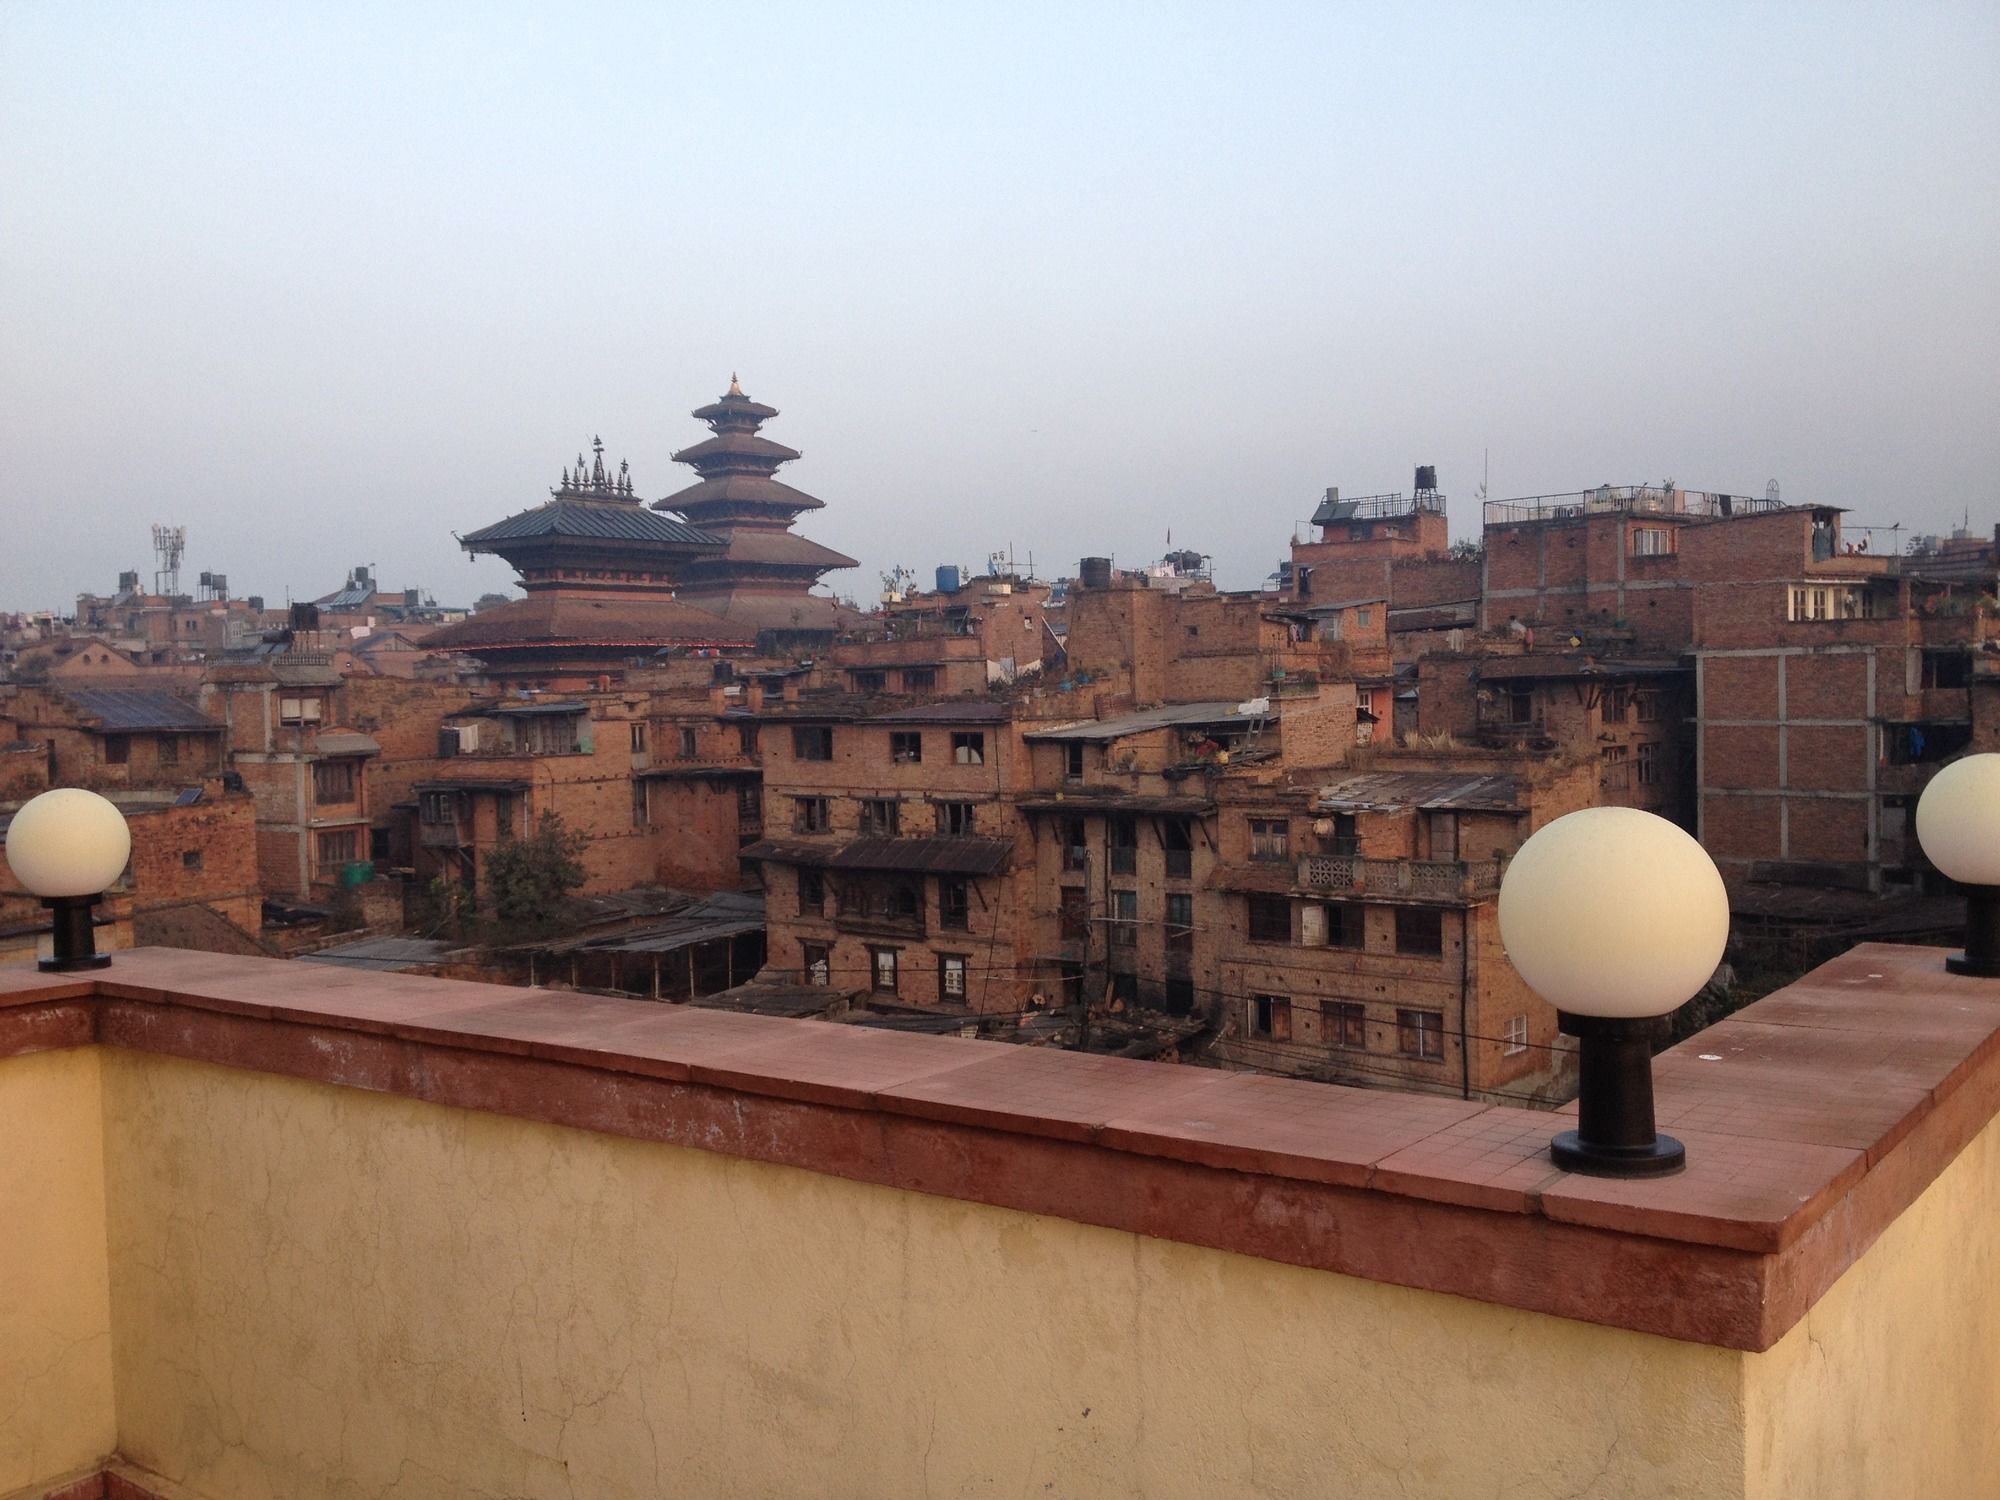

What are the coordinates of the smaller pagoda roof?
(704, 529, 859, 570)
(423, 594, 752, 652)
(461, 500, 720, 549)
(670, 432, 803, 467)
(655, 473, 827, 513)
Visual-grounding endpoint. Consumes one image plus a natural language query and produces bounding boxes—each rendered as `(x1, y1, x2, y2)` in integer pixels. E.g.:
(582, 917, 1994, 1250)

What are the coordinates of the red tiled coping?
(4, 941, 1998, 1353)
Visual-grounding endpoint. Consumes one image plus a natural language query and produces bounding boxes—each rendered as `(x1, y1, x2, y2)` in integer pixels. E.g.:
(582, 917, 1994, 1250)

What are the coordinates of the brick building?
(1, 685, 226, 791)
(1205, 755, 1595, 1102)
(744, 699, 1027, 1010)
(201, 653, 381, 897)
(829, 572, 1061, 696)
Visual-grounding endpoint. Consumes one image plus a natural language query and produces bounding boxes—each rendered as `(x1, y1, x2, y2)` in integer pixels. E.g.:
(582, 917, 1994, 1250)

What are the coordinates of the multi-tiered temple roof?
(654, 379, 857, 636)
(426, 437, 752, 686)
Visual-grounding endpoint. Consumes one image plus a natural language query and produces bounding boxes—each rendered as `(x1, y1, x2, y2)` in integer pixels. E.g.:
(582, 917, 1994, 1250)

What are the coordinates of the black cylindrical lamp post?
(4, 788, 132, 972)
(1915, 755, 2000, 977)
(1498, 807, 1730, 1178)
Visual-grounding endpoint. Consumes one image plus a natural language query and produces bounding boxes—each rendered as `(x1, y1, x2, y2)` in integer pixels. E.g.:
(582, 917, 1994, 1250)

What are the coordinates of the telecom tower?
(151, 524, 186, 598)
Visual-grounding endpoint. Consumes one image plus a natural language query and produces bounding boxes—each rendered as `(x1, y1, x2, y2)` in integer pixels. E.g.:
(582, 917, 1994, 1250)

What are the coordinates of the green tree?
(481, 812, 589, 939)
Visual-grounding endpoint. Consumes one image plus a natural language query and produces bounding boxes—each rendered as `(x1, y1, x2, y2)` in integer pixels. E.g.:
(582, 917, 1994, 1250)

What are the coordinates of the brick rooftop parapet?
(4, 940, 1997, 1353)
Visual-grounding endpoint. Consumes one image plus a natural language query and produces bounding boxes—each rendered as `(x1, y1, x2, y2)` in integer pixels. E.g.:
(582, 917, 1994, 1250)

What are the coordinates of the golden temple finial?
(727, 372, 743, 396)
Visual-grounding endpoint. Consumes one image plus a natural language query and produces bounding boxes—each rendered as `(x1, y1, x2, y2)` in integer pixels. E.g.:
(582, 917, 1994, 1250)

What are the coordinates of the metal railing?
(1297, 856, 1503, 900)
(1314, 491, 1447, 524)
(1483, 485, 1780, 528)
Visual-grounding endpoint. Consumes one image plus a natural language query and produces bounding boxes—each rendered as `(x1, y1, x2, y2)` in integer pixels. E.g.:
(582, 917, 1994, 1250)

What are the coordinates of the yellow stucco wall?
(1744, 1113, 2000, 1499)
(95, 1049, 1750, 1499)
(0, 1048, 116, 1495)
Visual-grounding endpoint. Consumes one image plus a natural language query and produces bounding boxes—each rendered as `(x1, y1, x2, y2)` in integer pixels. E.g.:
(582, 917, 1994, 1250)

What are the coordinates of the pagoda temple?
(427, 438, 752, 689)
(652, 378, 858, 639)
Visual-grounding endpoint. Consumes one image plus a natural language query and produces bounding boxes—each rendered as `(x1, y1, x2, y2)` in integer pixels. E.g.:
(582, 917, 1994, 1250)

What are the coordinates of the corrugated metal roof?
(1016, 793, 1213, 815)
(60, 688, 222, 732)
(299, 937, 460, 971)
(1315, 771, 1524, 814)
(461, 500, 722, 548)
(1023, 701, 1271, 742)
(864, 701, 1016, 725)
(827, 837, 1012, 876)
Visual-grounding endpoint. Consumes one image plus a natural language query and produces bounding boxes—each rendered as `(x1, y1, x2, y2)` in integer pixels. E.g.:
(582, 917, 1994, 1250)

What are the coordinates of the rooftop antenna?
(151, 524, 186, 598)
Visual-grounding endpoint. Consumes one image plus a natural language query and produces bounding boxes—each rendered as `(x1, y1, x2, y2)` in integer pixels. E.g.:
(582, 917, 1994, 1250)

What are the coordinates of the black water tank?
(1079, 557, 1113, 589)
(1414, 465, 1438, 493)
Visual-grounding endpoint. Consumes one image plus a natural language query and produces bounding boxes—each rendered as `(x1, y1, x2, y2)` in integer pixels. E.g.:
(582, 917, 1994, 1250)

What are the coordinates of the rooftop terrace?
(5, 942, 1998, 1497)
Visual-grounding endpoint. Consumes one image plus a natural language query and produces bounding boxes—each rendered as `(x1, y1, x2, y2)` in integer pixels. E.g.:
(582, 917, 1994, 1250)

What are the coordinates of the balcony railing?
(418, 821, 468, 849)
(1483, 485, 1780, 527)
(1297, 855, 1503, 900)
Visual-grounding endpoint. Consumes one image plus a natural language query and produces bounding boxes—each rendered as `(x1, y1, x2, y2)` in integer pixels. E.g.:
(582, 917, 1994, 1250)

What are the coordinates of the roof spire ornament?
(727, 372, 743, 397)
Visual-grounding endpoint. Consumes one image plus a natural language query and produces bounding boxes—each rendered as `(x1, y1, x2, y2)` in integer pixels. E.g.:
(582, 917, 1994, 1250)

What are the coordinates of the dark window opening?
(1164, 816, 1193, 878)
(951, 732, 985, 765)
(1398, 1008, 1445, 1060)
(1247, 895, 1291, 944)
(940, 878, 970, 930)
(1110, 813, 1138, 875)
(860, 798, 900, 837)
(798, 868, 824, 916)
(890, 731, 923, 764)
(937, 800, 975, 837)
(1325, 902, 1363, 949)
(1395, 906, 1444, 955)
(1061, 817, 1088, 871)
(792, 726, 834, 762)
(1249, 818, 1289, 862)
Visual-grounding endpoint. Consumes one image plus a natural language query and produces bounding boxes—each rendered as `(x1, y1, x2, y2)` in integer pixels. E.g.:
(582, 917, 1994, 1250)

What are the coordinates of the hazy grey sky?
(3, 3, 1996, 612)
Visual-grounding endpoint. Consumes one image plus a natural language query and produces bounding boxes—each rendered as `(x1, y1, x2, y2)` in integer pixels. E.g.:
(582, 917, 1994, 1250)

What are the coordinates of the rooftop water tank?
(936, 565, 961, 593)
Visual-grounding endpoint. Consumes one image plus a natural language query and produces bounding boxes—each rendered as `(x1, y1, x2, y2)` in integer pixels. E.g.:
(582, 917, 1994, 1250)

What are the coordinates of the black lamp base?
(1948, 885, 2000, 977)
(1551, 1129, 1686, 1178)
(38, 894, 110, 972)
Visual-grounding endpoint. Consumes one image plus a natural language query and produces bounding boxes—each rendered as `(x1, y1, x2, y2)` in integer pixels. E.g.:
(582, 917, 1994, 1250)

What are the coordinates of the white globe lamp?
(1915, 754, 2000, 976)
(4, 788, 132, 971)
(1499, 807, 1729, 1176)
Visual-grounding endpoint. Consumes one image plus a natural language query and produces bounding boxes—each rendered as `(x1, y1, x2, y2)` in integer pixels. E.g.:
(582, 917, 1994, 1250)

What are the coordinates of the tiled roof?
(656, 474, 826, 513)
(460, 500, 722, 548)
(60, 688, 222, 732)
(1023, 701, 1273, 742)
(670, 432, 801, 467)
(1314, 770, 1524, 813)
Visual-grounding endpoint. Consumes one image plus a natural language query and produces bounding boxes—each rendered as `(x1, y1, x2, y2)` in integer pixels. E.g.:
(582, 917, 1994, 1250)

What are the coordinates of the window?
(1110, 813, 1138, 875)
(1355, 608, 1372, 627)
(939, 878, 970, 930)
(314, 759, 357, 804)
(1601, 743, 1630, 791)
(1355, 688, 1373, 717)
(679, 727, 698, 759)
(1247, 895, 1291, 944)
(1637, 741, 1659, 786)
(793, 726, 834, 762)
(736, 784, 760, 823)
(1504, 1014, 1529, 1056)
(1165, 892, 1194, 953)
(1790, 587, 1809, 622)
(316, 828, 359, 874)
(519, 713, 580, 755)
(1186, 624, 1199, 638)
(1324, 812, 1358, 854)
(852, 670, 886, 693)
(1248, 994, 1291, 1041)
(1922, 652, 1972, 690)
(1428, 811, 1457, 860)
(1111, 889, 1138, 946)
(1111, 972, 1139, 1005)
(1324, 902, 1363, 949)
(1398, 1009, 1445, 1061)
(901, 667, 935, 692)
(157, 735, 180, 765)
(630, 722, 648, 752)
(631, 778, 649, 828)
(279, 696, 323, 725)
(798, 868, 824, 915)
(803, 943, 831, 986)
(104, 734, 130, 765)
(495, 793, 515, 839)
(859, 798, 900, 836)
(1064, 742, 1085, 779)
(890, 731, 923, 764)
(1163, 817, 1193, 878)
(738, 723, 760, 756)
(869, 946, 899, 994)
(1632, 527, 1672, 557)
(939, 953, 968, 1001)
(1324, 1001, 1367, 1049)
(1061, 817, 1088, 871)
(419, 790, 459, 825)
(1164, 976, 1195, 1014)
(1249, 818, 1289, 862)
(951, 732, 985, 765)
(793, 796, 830, 834)
(1394, 906, 1443, 955)
(936, 800, 976, 837)
(1059, 888, 1088, 943)
(1506, 687, 1534, 724)
(1636, 693, 1661, 723)
(182, 849, 203, 872)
